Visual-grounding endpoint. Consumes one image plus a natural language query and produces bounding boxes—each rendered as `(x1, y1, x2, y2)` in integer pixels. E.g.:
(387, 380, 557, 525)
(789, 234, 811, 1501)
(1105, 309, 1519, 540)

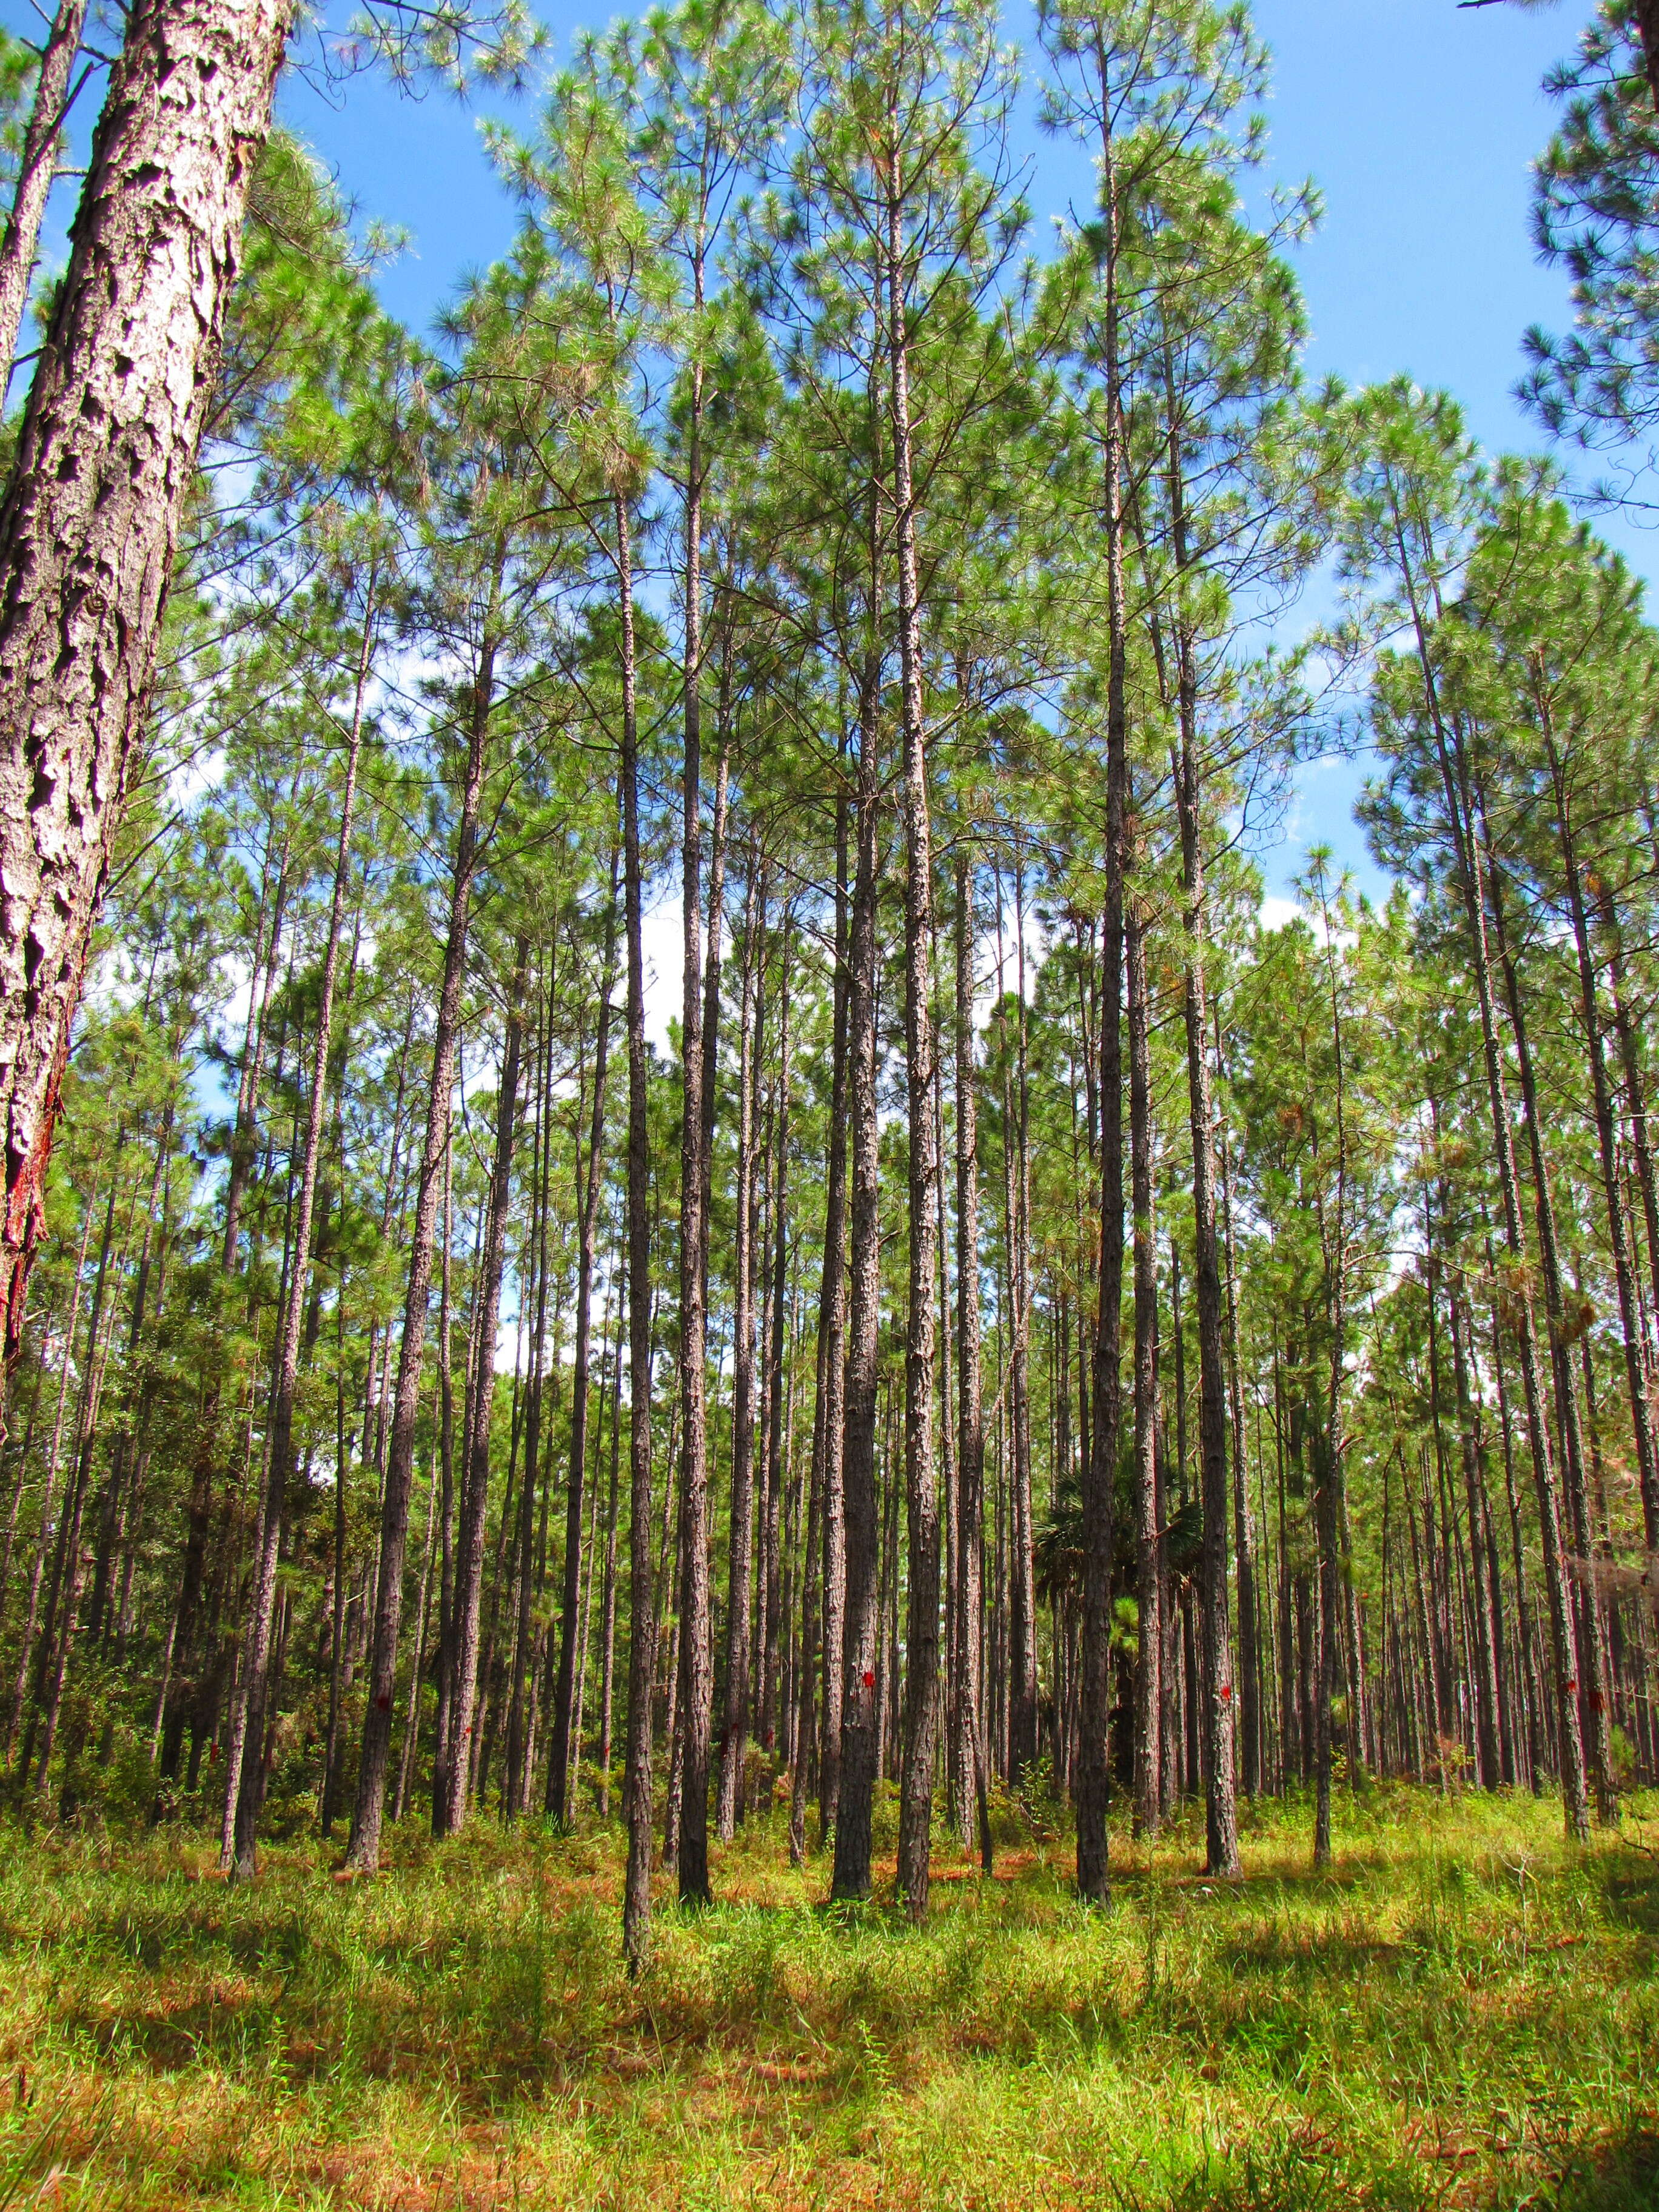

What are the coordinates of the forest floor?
(0, 1786, 1652, 2211)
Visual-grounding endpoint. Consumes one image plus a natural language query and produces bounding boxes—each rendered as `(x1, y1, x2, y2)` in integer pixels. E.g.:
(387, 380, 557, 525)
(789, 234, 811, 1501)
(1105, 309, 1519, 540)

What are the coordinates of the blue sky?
(7, 0, 1633, 914)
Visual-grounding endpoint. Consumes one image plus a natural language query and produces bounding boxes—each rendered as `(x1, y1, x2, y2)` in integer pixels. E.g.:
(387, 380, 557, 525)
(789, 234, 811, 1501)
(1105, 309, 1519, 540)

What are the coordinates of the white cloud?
(1258, 894, 1301, 934)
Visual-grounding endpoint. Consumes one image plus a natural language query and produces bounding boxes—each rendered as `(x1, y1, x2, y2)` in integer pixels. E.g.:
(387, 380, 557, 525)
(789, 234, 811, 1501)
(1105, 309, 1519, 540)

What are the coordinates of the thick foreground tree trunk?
(0, 0, 290, 1372)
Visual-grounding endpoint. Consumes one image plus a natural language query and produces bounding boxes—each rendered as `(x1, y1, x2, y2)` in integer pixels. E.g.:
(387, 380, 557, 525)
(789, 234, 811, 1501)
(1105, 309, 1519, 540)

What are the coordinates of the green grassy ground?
(0, 1786, 1652, 2210)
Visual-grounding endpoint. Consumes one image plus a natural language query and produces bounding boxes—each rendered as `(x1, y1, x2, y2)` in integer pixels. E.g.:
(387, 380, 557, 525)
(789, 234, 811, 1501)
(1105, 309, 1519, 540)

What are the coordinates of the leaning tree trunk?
(347, 642, 494, 1872)
(0, 0, 89, 390)
(0, 0, 291, 1373)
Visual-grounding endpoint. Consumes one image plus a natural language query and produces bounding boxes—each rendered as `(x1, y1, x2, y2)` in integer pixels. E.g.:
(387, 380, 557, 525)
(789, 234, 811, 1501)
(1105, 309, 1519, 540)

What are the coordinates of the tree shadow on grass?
(1598, 1862, 1659, 1937)
(1109, 2122, 1659, 2212)
(1550, 2124, 1659, 2211)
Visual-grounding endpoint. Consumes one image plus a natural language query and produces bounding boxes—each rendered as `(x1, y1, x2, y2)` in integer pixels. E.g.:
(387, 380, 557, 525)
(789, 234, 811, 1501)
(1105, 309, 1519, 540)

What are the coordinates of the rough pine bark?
(0, 0, 292, 1369)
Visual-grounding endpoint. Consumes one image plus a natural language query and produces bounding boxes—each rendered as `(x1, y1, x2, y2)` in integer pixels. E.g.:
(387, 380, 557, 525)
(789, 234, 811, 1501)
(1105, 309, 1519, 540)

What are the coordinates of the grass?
(0, 1785, 1652, 2209)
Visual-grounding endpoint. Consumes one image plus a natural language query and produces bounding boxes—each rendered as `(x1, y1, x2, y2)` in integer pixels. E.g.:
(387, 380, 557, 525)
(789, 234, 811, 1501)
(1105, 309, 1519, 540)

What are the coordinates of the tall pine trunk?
(347, 642, 495, 1872)
(548, 885, 617, 1820)
(618, 493, 657, 1974)
(817, 795, 851, 1848)
(229, 598, 373, 1875)
(888, 171, 940, 1921)
(673, 363, 714, 1899)
(953, 853, 990, 1865)
(435, 955, 525, 1835)
(1542, 714, 1659, 1561)
(717, 860, 765, 1837)
(1165, 412, 1241, 1880)
(1392, 523, 1590, 1842)
(797, 796, 850, 1861)
(1078, 78, 1127, 1906)
(1485, 841, 1616, 1821)
(1127, 898, 1161, 1838)
(832, 677, 882, 1902)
